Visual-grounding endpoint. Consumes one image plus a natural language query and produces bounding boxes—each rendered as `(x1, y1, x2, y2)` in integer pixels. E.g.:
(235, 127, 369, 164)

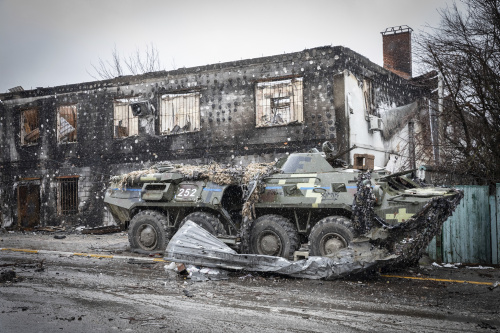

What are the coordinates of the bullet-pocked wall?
(0, 46, 428, 229)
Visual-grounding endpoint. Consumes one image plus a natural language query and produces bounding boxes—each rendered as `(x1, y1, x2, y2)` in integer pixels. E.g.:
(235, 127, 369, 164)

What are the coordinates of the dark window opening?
(21, 109, 40, 145)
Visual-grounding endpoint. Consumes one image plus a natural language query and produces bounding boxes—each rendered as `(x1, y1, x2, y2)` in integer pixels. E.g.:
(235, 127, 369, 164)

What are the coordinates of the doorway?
(17, 182, 40, 229)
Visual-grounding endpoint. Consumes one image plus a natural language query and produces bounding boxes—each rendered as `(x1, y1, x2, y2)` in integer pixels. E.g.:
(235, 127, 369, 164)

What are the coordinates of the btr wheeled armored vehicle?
(104, 143, 461, 260)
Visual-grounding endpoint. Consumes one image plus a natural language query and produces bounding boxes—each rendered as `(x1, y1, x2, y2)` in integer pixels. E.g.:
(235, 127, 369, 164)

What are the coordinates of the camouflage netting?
(352, 171, 464, 271)
(109, 161, 281, 221)
(383, 191, 463, 270)
(351, 172, 375, 234)
(110, 162, 279, 189)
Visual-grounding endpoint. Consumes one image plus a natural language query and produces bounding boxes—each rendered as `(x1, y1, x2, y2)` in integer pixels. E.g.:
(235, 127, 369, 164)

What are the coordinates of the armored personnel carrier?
(104, 143, 462, 263)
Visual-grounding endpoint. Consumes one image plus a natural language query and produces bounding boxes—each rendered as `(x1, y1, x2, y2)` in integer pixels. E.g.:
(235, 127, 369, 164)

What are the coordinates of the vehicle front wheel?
(128, 210, 170, 252)
(308, 216, 354, 256)
(249, 214, 299, 259)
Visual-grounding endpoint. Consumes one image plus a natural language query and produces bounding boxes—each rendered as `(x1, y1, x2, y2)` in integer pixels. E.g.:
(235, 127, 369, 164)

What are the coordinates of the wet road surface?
(1, 232, 499, 332)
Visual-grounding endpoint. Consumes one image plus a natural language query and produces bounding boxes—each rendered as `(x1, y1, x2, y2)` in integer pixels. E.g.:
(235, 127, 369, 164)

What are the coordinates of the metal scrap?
(165, 221, 390, 279)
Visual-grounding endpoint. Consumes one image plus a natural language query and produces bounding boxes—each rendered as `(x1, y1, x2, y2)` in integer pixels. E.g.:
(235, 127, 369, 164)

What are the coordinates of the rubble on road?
(164, 261, 229, 281)
(81, 226, 122, 235)
(0, 270, 18, 283)
(34, 226, 66, 232)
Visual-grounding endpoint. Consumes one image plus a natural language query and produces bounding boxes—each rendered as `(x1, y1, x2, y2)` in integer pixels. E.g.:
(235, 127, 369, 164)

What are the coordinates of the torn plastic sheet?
(164, 221, 396, 280)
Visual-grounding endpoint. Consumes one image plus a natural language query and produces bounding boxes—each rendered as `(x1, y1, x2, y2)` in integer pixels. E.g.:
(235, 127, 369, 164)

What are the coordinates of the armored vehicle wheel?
(308, 216, 354, 256)
(128, 210, 170, 252)
(249, 214, 299, 259)
(179, 212, 226, 236)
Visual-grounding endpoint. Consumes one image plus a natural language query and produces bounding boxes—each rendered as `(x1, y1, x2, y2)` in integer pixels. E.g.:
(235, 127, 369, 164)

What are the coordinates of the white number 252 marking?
(178, 188, 197, 197)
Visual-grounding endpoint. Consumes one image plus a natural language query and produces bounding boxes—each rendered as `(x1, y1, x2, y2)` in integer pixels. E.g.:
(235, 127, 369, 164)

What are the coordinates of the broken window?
(113, 98, 139, 138)
(20, 109, 40, 145)
(255, 78, 303, 127)
(56, 177, 78, 215)
(57, 105, 77, 143)
(160, 92, 200, 135)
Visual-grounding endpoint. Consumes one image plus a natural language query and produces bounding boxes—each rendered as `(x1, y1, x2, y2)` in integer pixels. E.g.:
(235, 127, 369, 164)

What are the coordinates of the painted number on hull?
(176, 185, 198, 201)
(178, 188, 196, 197)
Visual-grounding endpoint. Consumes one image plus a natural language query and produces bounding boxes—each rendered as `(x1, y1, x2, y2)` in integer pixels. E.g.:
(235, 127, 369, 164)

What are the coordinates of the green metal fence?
(427, 184, 500, 264)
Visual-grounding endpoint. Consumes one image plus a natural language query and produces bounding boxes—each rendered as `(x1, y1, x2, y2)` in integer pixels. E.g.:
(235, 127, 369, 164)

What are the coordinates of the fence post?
(491, 184, 500, 265)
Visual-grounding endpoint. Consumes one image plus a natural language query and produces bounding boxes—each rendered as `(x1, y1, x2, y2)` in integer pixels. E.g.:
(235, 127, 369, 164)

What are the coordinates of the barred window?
(57, 105, 77, 143)
(21, 109, 40, 145)
(255, 78, 303, 127)
(113, 98, 139, 138)
(56, 177, 78, 215)
(160, 92, 200, 135)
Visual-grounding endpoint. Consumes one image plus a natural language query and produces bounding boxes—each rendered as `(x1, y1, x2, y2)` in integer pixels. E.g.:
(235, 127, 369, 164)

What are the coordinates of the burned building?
(0, 30, 435, 230)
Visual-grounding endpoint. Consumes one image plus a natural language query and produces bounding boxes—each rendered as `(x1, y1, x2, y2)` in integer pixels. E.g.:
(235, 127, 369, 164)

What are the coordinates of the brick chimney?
(381, 25, 413, 79)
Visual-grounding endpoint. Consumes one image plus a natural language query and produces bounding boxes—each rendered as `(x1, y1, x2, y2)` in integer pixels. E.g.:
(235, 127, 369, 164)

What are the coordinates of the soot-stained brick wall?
(0, 46, 429, 228)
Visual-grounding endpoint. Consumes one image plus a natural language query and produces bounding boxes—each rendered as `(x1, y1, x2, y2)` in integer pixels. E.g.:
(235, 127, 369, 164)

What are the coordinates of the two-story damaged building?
(0, 27, 438, 230)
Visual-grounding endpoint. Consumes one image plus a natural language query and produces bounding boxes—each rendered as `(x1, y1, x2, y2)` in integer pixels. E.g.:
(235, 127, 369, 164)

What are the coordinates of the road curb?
(0, 247, 167, 262)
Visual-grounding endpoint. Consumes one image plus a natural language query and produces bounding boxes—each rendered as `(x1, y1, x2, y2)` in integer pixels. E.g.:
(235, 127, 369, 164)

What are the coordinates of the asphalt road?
(1, 232, 499, 332)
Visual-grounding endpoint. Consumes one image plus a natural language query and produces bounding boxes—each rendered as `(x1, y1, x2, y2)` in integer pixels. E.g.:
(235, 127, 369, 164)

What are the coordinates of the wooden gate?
(428, 184, 500, 264)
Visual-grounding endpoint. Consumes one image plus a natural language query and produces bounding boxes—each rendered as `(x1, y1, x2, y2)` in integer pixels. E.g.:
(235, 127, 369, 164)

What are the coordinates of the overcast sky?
(0, 0, 457, 93)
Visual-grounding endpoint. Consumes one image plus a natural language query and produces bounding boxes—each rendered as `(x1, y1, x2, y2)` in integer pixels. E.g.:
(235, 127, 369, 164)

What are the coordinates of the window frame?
(57, 104, 78, 144)
(255, 77, 304, 128)
(20, 108, 40, 146)
(159, 91, 201, 135)
(113, 97, 140, 138)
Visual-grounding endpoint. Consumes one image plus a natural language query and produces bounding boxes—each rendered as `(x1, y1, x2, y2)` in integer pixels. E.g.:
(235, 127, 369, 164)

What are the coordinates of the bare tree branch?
(88, 43, 163, 80)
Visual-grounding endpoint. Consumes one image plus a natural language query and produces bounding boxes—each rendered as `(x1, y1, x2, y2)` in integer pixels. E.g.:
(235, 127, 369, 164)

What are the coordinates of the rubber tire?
(308, 216, 354, 256)
(128, 210, 170, 252)
(249, 214, 299, 259)
(179, 212, 226, 236)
